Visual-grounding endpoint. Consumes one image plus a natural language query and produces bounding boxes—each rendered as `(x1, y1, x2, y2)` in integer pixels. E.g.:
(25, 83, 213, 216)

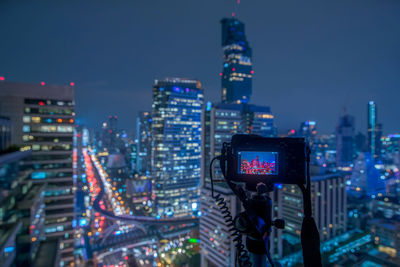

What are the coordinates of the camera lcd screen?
(238, 151, 278, 175)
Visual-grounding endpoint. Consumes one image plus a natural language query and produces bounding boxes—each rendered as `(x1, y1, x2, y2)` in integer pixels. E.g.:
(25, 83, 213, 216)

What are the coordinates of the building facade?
(282, 173, 347, 245)
(350, 152, 385, 196)
(0, 81, 75, 265)
(136, 111, 152, 174)
(0, 117, 12, 152)
(151, 78, 204, 218)
(367, 101, 382, 161)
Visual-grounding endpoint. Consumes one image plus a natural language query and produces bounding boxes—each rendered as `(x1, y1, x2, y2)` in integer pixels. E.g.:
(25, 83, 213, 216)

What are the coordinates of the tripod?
(233, 182, 284, 267)
(210, 143, 322, 267)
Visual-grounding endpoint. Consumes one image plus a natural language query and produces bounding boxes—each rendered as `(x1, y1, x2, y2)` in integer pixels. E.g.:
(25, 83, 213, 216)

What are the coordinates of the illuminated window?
(23, 125, 30, 132)
(23, 116, 31, 123)
(32, 117, 41, 123)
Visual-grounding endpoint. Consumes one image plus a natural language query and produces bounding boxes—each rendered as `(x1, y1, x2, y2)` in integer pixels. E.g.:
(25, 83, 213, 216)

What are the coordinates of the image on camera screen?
(238, 151, 278, 175)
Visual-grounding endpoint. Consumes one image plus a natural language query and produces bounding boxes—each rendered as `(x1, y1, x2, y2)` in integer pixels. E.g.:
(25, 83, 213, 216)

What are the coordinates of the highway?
(89, 149, 198, 226)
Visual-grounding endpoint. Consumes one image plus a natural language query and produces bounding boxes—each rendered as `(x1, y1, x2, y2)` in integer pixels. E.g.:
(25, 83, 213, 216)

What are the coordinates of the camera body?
(222, 134, 307, 190)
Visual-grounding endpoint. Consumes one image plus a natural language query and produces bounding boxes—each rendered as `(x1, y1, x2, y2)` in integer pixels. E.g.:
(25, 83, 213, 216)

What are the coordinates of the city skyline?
(1, 2, 400, 265)
(1, 1, 400, 134)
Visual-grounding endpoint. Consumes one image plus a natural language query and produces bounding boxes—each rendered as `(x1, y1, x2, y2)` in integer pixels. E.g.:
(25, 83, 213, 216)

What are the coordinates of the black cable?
(209, 156, 251, 267)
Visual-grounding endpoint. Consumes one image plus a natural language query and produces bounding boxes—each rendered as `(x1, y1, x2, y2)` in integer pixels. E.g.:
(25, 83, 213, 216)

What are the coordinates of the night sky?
(1, 0, 399, 135)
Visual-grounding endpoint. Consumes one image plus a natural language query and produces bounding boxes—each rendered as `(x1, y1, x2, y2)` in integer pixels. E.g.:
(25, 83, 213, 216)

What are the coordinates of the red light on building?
(70, 82, 75, 86)
(69, 119, 74, 123)
(40, 81, 45, 86)
(0, 76, 5, 81)
(290, 129, 295, 134)
(124, 256, 128, 260)
(38, 101, 45, 106)
(232, 68, 236, 71)
(57, 118, 63, 123)
(251, 70, 254, 74)
(219, 72, 223, 76)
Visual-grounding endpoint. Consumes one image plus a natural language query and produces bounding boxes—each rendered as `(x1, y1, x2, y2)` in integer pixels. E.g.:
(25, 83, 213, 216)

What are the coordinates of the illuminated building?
(369, 219, 400, 257)
(151, 78, 204, 218)
(298, 120, 317, 141)
(282, 173, 347, 247)
(0, 116, 12, 151)
(312, 134, 337, 167)
(381, 134, 400, 163)
(367, 101, 382, 161)
(200, 102, 280, 266)
(106, 152, 129, 197)
(0, 81, 75, 265)
(371, 196, 400, 219)
(221, 18, 253, 104)
(350, 152, 385, 196)
(336, 114, 355, 167)
(136, 111, 152, 174)
(0, 150, 46, 266)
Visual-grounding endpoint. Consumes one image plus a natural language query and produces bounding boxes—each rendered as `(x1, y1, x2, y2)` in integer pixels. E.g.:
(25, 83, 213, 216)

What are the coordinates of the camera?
(221, 134, 307, 190)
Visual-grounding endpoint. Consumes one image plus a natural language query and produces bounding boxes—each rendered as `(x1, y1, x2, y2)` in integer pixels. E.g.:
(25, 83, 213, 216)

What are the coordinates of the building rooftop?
(0, 81, 74, 100)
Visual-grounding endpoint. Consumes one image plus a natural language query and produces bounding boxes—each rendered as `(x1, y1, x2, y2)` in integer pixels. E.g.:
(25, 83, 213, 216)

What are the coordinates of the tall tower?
(136, 111, 152, 174)
(336, 114, 355, 167)
(151, 78, 204, 218)
(367, 101, 382, 160)
(221, 18, 253, 104)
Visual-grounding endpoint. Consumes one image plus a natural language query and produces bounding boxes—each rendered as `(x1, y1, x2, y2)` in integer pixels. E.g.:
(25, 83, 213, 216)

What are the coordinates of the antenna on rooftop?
(232, 0, 240, 17)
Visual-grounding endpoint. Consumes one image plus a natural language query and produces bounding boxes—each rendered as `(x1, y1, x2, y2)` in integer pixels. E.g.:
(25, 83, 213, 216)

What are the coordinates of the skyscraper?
(221, 18, 253, 104)
(282, 173, 347, 244)
(0, 81, 75, 265)
(151, 78, 204, 218)
(350, 152, 385, 196)
(200, 16, 278, 265)
(136, 111, 152, 174)
(336, 114, 355, 167)
(298, 120, 317, 141)
(367, 101, 382, 160)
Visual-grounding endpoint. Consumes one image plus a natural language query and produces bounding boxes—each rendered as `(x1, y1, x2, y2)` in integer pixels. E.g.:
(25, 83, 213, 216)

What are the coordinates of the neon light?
(40, 81, 45, 86)
(4, 247, 14, 253)
(219, 72, 223, 76)
(232, 68, 236, 71)
(251, 70, 254, 74)
(0, 76, 5, 81)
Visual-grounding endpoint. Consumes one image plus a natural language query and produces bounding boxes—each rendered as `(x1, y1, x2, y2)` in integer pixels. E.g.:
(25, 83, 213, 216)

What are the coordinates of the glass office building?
(151, 78, 204, 218)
